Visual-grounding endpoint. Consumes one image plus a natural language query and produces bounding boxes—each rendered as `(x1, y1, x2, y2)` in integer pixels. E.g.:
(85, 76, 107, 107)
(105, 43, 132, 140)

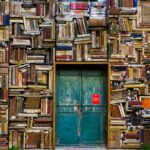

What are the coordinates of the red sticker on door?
(92, 94, 100, 104)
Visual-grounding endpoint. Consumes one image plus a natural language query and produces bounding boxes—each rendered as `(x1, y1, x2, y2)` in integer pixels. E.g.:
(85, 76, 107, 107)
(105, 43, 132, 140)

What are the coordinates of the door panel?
(57, 114, 79, 145)
(56, 70, 81, 145)
(56, 69, 107, 146)
(81, 71, 102, 105)
(56, 70, 81, 106)
(80, 71, 107, 144)
(80, 114, 101, 144)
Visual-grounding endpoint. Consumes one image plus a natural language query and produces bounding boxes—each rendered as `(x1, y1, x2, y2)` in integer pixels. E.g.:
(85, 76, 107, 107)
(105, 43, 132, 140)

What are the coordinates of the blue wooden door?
(56, 69, 107, 146)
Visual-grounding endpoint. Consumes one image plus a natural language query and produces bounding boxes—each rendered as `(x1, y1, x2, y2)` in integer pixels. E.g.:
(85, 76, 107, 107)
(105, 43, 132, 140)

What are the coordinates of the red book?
(123, 133, 140, 139)
(109, 0, 115, 8)
(5, 47, 8, 63)
(56, 55, 73, 61)
(2, 89, 8, 102)
(70, 2, 88, 10)
(36, 3, 41, 16)
(47, 99, 52, 116)
(128, 101, 143, 106)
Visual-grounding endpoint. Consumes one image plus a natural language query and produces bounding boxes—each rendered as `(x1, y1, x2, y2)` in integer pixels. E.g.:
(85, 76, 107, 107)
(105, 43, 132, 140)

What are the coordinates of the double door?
(56, 68, 107, 146)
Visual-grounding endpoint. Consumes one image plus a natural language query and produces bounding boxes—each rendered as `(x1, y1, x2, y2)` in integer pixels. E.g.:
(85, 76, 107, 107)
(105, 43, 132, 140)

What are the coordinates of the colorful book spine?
(70, 2, 88, 10)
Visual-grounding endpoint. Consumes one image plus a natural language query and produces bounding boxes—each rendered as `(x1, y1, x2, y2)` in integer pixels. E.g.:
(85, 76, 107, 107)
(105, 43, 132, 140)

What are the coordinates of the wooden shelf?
(55, 61, 108, 65)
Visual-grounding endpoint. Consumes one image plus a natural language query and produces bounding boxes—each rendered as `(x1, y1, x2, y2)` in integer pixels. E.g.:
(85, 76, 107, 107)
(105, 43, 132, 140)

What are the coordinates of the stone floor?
(55, 146, 137, 150)
(56, 147, 106, 150)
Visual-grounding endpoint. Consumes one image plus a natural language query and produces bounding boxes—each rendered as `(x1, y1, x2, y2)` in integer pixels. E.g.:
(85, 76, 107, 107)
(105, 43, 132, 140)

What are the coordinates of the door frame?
(53, 62, 110, 148)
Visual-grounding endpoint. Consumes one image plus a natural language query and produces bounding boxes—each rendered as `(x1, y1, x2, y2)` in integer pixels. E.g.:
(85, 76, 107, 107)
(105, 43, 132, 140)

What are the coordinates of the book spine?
(70, 3, 88, 10)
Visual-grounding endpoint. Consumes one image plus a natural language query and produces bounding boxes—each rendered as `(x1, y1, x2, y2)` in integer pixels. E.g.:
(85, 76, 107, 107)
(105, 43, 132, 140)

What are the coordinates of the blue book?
(0, 88, 3, 99)
(133, 0, 138, 7)
(56, 46, 72, 50)
(146, 68, 150, 80)
(4, 15, 9, 26)
(131, 33, 142, 38)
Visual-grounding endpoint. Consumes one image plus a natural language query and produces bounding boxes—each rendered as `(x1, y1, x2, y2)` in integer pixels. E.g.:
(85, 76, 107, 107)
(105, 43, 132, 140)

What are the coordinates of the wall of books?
(109, 0, 150, 149)
(0, 0, 150, 149)
(0, 0, 9, 149)
(8, 0, 55, 149)
(55, 0, 107, 61)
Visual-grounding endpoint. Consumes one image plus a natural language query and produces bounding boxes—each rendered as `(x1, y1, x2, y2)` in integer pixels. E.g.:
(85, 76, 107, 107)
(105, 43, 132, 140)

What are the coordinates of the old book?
(0, 136, 8, 149)
(137, 1, 150, 27)
(40, 130, 44, 149)
(70, 2, 88, 10)
(12, 39, 31, 46)
(89, 18, 106, 27)
(109, 129, 121, 148)
(128, 101, 143, 107)
(41, 98, 52, 116)
(26, 132, 40, 148)
(122, 143, 141, 148)
(110, 104, 121, 118)
(48, 128, 53, 148)
(144, 129, 150, 146)
(44, 130, 49, 148)
(25, 97, 40, 109)
(33, 117, 52, 127)
(76, 44, 82, 61)
(123, 133, 140, 139)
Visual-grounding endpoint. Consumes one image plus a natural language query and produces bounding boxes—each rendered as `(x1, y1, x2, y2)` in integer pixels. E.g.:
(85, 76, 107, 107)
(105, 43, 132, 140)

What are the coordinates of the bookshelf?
(0, 67, 8, 150)
(0, 0, 9, 149)
(8, 0, 55, 149)
(108, 0, 150, 149)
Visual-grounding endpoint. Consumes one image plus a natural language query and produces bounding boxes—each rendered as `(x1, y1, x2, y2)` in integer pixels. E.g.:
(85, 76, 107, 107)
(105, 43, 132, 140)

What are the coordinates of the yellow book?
(128, 68, 133, 79)
(42, 73, 47, 85)
(0, 27, 4, 40)
(49, 128, 53, 148)
(110, 125, 126, 130)
(124, 83, 146, 88)
(76, 44, 82, 61)
(104, 30, 107, 50)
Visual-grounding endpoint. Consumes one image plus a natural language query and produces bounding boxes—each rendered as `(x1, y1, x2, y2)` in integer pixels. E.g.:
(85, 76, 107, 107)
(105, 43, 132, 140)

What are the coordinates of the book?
(137, 1, 150, 27)
(109, 129, 121, 148)
(70, 2, 88, 10)
(110, 104, 122, 118)
(26, 132, 40, 148)
(144, 129, 150, 146)
(0, 15, 9, 26)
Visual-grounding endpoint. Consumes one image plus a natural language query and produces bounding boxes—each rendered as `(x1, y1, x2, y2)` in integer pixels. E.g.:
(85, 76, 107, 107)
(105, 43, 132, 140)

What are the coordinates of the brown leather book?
(123, 133, 140, 139)
(144, 129, 150, 146)
(26, 132, 40, 148)
(25, 97, 40, 109)
(110, 104, 121, 118)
